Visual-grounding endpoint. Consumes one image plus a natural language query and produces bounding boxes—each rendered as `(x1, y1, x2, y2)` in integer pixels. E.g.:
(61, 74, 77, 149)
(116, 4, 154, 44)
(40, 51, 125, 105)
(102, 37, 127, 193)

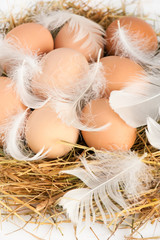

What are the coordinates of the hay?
(0, 0, 160, 238)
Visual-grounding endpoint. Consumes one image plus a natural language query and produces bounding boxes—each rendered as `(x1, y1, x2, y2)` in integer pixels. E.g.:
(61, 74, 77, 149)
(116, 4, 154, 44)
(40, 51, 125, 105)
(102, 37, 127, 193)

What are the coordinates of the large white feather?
(110, 20, 158, 67)
(34, 10, 105, 58)
(109, 71, 160, 128)
(48, 52, 109, 131)
(146, 116, 160, 149)
(3, 110, 49, 161)
(59, 151, 152, 226)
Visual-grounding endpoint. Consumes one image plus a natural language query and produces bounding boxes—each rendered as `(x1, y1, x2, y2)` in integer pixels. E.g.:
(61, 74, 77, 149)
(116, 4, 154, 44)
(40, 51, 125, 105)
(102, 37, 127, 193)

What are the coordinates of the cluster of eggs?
(0, 13, 158, 159)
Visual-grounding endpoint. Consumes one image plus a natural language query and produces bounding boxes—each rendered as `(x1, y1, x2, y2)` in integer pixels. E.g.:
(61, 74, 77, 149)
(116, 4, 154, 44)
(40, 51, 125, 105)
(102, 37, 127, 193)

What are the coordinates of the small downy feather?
(0, 37, 48, 109)
(34, 10, 106, 58)
(146, 116, 160, 149)
(111, 21, 158, 67)
(3, 110, 49, 161)
(109, 70, 160, 128)
(59, 150, 152, 226)
(48, 50, 109, 131)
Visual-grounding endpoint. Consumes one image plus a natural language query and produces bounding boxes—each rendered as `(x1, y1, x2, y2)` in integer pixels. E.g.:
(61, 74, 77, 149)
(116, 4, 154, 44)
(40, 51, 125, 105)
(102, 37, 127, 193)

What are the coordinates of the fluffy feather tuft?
(59, 150, 152, 226)
(34, 10, 105, 58)
(0, 36, 31, 68)
(110, 20, 158, 67)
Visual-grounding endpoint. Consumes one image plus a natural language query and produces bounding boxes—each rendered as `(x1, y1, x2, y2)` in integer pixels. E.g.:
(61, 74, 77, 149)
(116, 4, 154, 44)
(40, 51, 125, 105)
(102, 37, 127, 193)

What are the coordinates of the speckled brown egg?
(81, 98, 137, 151)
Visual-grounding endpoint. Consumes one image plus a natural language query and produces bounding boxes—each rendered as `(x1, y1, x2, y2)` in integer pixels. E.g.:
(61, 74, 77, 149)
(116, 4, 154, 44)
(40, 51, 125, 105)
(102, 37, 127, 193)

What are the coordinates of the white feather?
(110, 20, 158, 67)
(34, 10, 105, 58)
(146, 117, 160, 149)
(0, 36, 34, 68)
(48, 50, 109, 131)
(4, 110, 49, 161)
(8, 59, 49, 109)
(59, 151, 152, 226)
(0, 37, 47, 109)
(109, 71, 160, 128)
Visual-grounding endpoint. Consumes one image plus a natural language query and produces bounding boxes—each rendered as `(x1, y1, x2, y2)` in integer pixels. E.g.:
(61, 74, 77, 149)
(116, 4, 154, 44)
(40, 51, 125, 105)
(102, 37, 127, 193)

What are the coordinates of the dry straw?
(0, 0, 159, 238)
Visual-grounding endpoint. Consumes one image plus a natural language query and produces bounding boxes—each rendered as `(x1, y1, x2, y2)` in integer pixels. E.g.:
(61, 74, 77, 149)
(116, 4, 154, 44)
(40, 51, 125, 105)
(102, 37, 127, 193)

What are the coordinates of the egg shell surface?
(81, 98, 137, 151)
(25, 104, 79, 159)
(32, 48, 89, 98)
(100, 56, 144, 95)
(5, 23, 54, 55)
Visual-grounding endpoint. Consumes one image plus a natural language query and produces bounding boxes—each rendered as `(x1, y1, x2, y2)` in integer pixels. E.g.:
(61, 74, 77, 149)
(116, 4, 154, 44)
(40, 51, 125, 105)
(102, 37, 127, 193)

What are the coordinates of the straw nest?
(0, 0, 159, 238)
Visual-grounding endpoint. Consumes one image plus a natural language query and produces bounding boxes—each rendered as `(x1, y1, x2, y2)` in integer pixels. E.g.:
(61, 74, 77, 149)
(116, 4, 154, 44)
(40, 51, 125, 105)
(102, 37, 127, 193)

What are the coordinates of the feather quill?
(111, 21, 158, 67)
(48, 50, 109, 131)
(146, 116, 160, 149)
(34, 10, 105, 58)
(3, 110, 49, 161)
(109, 71, 160, 128)
(59, 151, 152, 226)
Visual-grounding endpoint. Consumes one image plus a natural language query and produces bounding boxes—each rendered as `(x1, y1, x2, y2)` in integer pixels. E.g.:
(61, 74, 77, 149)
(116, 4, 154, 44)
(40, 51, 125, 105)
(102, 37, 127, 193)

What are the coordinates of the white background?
(0, 0, 160, 240)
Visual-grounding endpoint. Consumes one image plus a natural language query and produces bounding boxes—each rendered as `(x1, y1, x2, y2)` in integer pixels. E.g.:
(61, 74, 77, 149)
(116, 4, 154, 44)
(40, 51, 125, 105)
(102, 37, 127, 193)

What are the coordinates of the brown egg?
(32, 48, 89, 98)
(25, 103, 79, 159)
(100, 56, 144, 95)
(106, 16, 158, 55)
(81, 98, 136, 151)
(5, 23, 54, 55)
(0, 77, 26, 144)
(55, 23, 104, 61)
